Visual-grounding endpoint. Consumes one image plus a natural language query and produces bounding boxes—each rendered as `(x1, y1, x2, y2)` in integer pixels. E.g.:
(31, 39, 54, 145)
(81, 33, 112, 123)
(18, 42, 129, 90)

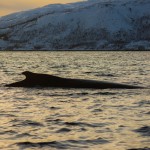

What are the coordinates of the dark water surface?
(0, 51, 150, 150)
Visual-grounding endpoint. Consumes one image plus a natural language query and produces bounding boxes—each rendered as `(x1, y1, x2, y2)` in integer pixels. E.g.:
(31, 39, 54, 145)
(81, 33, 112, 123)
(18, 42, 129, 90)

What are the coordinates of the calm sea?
(0, 51, 150, 150)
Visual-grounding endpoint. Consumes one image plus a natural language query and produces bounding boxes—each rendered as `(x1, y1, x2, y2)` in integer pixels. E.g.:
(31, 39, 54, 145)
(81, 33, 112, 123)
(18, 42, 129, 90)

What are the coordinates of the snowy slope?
(0, 0, 150, 50)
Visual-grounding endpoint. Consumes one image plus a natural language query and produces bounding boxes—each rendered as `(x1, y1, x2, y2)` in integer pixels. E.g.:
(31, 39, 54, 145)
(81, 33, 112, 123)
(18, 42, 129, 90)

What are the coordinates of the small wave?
(92, 92, 117, 95)
(49, 106, 61, 110)
(67, 138, 109, 145)
(134, 100, 150, 107)
(21, 120, 44, 126)
(91, 108, 103, 112)
(12, 120, 43, 127)
(84, 71, 115, 77)
(0, 113, 16, 117)
(62, 92, 89, 97)
(76, 92, 89, 96)
(145, 111, 150, 115)
(16, 141, 68, 149)
(16, 141, 87, 149)
(95, 73, 115, 77)
(46, 119, 105, 128)
(134, 126, 150, 136)
(16, 133, 32, 138)
(64, 121, 105, 128)
(16, 138, 108, 149)
(42, 92, 89, 97)
(128, 148, 150, 150)
(0, 130, 17, 135)
(46, 118, 62, 122)
(56, 128, 71, 133)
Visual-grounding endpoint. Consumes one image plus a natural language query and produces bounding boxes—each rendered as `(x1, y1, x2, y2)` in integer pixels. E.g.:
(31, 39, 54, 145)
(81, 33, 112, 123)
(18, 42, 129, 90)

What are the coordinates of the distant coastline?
(1, 49, 150, 52)
(0, 0, 149, 51)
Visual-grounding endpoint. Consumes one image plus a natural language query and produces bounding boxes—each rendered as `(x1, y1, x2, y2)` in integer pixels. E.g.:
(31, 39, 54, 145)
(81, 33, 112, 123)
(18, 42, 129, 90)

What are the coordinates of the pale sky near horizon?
(0, 0, 83, 16)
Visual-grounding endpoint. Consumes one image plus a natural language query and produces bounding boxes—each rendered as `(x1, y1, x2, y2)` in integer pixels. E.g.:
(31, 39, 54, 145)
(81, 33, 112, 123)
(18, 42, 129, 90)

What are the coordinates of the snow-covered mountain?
(0, 0, 150, 50)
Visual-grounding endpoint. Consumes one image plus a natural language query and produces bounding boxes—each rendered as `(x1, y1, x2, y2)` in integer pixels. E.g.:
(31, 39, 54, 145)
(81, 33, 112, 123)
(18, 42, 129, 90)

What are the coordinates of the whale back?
(22, 71, 61, 80)
(6, 71, 145, 88)
(6, 71, 64, 87)
(21, 71, 66, 87)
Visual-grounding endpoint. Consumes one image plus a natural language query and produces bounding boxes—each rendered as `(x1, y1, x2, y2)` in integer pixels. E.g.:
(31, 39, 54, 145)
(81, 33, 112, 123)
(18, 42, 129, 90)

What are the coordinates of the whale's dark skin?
(6, 71, 144, 89)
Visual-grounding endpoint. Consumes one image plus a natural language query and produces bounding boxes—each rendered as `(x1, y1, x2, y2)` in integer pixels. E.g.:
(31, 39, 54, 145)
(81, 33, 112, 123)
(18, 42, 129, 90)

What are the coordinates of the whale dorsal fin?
(21, 71, 62, 80)
(21, 71, 35, 80)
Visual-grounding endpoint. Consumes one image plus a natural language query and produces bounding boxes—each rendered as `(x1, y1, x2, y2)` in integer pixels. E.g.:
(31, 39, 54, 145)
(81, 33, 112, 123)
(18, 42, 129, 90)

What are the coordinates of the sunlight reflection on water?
(0, 51, 150, 150)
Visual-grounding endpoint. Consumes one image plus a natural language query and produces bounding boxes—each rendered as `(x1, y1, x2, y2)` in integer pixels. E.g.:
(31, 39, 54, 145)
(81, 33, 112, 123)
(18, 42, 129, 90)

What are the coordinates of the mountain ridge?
(0, 0, 150, 50)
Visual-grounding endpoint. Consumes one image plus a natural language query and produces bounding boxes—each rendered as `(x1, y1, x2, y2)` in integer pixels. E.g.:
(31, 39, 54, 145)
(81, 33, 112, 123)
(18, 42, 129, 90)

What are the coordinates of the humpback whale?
(6, 71, 144, 89)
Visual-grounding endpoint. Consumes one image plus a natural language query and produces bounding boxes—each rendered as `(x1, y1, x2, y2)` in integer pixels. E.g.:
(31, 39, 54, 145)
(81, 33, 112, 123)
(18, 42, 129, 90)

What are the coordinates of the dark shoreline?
(1, 50, 150, 52)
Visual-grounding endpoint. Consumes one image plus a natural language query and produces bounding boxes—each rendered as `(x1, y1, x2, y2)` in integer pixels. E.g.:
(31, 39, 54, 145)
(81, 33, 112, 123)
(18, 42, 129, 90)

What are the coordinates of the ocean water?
(0, 51, 150, 150)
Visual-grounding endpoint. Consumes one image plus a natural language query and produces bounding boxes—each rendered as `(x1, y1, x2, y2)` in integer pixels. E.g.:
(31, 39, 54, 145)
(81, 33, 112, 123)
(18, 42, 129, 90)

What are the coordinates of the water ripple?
(134, 126, 150, 136)
(128, 148, 150, 150)
(64, 121, 105, 128)
(0, 52, 150, 150)
(16, 138, 109, 149)
(11, 120, 44, 127)
(56, 128, 71, 133)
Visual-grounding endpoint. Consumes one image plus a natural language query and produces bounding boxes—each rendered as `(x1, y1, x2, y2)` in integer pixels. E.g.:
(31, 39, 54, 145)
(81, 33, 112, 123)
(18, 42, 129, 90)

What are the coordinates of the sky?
(0, 0, 82, 16)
